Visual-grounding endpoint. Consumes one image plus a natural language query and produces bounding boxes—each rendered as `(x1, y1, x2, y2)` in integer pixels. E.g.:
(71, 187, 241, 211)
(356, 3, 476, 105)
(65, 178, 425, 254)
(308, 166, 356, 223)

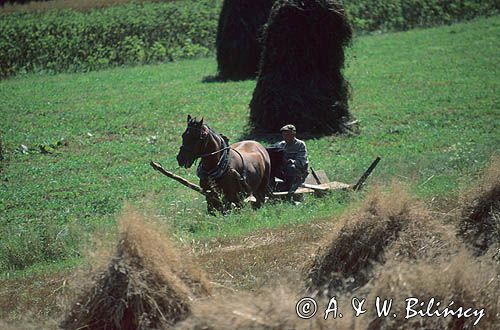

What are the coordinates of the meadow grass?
(0, 16, 499, 274)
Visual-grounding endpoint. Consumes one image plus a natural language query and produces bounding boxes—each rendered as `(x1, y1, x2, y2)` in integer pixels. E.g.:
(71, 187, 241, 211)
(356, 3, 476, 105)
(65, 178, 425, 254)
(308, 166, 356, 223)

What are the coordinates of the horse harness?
(186, 126, 250, 191)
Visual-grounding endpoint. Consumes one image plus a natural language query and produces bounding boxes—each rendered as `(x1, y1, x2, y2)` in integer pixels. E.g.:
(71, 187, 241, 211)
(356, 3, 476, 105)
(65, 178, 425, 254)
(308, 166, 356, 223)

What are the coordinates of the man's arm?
(270, 141, 285, 149)
(294, 141, 308, 169)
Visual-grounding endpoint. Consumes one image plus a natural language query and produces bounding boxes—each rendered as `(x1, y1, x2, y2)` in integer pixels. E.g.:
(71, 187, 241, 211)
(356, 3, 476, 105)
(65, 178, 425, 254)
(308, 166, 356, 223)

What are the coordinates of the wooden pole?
(150, 161, 207, 196)
(310, 167, 322, 184)
(352, 157, 381, 191)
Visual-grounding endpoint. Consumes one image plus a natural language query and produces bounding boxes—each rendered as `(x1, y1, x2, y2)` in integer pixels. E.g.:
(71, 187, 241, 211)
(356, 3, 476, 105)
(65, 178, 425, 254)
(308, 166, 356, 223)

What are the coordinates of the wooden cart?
(150, 152, 380, 200)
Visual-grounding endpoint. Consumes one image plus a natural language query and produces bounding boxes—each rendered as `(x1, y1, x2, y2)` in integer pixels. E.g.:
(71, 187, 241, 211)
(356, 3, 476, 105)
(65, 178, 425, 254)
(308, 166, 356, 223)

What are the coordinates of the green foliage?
(344, 0, 499, 31)
(0, 0, 220, 77)
(148, 41, 167, 63)
(0, 0, 498, 77)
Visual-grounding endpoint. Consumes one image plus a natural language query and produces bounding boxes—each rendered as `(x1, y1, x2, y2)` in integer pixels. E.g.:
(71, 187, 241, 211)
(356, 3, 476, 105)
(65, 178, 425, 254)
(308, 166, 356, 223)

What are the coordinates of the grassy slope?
(0, 16, 499, 275)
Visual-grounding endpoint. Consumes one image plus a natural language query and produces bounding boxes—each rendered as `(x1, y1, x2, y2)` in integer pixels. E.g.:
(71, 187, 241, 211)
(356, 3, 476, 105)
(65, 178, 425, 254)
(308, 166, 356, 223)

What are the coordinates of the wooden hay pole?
(352, 157, 381, 191)
(150, 161, 206, 196)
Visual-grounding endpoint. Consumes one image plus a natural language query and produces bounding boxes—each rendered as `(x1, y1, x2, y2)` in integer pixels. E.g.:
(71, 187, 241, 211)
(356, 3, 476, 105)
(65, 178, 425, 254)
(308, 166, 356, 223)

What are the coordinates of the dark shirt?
(274, 138, 309, 171)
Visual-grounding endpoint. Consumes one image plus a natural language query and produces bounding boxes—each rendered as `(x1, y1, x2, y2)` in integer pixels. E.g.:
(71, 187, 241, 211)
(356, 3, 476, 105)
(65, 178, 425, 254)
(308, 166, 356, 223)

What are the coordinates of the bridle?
(181, 124, 249, 187)
(180, 125, 230, 159)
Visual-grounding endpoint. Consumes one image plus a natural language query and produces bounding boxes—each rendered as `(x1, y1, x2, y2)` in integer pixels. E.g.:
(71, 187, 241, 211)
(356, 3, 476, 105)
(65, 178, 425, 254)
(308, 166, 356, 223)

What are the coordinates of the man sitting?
(272, 124, 309, 194)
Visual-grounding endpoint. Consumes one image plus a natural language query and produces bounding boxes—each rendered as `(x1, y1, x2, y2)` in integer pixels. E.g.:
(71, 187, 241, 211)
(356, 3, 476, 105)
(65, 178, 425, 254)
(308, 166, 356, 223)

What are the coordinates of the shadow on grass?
(201, 75, 256, 84)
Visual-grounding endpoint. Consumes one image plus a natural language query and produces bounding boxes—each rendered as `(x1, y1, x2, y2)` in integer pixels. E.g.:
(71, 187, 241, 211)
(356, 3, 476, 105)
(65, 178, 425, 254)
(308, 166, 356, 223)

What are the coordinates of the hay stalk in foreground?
(61, 207, 211, 330)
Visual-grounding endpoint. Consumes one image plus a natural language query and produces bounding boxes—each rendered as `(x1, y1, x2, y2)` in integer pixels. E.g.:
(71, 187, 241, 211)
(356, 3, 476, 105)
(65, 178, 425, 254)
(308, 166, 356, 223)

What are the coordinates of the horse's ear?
(199, 117, 204, 127)
(187, 114, 191, 123)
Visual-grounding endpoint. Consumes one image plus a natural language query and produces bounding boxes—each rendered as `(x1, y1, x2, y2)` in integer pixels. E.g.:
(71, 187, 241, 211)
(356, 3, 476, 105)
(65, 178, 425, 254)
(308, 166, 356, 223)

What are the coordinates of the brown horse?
(176, 115, 271, 214)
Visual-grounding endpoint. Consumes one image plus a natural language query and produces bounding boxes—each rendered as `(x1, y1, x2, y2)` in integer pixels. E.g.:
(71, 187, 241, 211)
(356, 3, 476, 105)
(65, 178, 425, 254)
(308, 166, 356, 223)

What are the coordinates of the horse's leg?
(204, 190, 222, 215)
(201, 179, 223, 215)
(228, 169, 246, 209)
(222, 197, 231, 214)
(253, 160, 271, 209)
(233, 194, 244, 209)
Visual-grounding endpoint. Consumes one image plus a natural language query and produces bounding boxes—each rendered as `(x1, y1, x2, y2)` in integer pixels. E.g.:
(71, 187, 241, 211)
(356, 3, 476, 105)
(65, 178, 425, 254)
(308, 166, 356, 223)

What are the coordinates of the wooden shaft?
(150, 161, 207, 196)
(353, 157, 381, 191)
(311, 167, 322, 184)
(302, 182, 329, 191)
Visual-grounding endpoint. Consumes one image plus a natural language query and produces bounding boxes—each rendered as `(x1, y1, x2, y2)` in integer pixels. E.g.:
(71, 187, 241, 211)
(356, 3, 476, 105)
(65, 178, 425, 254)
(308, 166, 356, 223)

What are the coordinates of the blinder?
(180, 125, 209, 157)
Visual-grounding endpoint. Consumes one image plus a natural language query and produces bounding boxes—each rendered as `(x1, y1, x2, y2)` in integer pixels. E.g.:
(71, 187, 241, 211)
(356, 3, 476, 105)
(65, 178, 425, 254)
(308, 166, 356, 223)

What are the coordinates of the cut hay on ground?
(60, 207, 211, 330)
(305, 185, 459, 295)
(457, 158, 500, 256)
(175, 286, 333, 330)
(215, 0, 275, 81)
(359, 253, 499, 330)
(249, 0, 353, 135)
(0, 320, 56, 330)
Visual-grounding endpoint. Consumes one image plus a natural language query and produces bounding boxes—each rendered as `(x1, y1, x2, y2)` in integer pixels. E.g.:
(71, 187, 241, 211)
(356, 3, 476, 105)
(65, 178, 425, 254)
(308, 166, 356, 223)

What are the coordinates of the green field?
(0, 16, 499, 276)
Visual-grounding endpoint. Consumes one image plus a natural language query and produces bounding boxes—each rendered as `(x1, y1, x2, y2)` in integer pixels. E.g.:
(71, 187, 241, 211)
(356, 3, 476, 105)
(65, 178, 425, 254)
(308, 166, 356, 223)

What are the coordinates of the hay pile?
(249, 0, 353, 135)
(457, 158, 500, 256)
(61, 207, 211, 330)
(216, 0, 275, 80)
(305, 186, 460, 295)
(385, 215, 461, 262)
(306, 187, 413, 294)
(175, 286, 333, 330)
(0, 320, 56, 330)
(360, 254, 499, 330)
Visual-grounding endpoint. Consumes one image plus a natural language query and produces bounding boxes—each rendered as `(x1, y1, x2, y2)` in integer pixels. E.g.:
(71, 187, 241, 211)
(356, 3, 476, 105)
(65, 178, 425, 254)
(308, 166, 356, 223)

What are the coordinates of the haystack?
(457, 158, 500, 256)
(385, 216, 461, 262)
(305, 185, 461, 296)
(305, 187, 412, 294)
(249, 0, 353, 135)
(61, 208, 211, 330)
(361, 254, 499, 330)
(215, 0, 275, 80)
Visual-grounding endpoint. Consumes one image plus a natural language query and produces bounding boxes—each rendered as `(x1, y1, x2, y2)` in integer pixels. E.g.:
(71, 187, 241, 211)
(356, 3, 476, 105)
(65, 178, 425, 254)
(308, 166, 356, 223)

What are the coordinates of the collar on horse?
(196, 126, 232, 181)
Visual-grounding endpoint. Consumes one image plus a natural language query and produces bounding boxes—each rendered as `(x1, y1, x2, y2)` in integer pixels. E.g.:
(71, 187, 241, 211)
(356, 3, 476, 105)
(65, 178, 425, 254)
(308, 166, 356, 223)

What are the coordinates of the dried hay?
(249, 0, 353, 135)
(0, 319, 56, 330)
(60, 206, 211, 330)
(385, 214, 461, 262)
(305, 186, 413, 294)
(457, 157, 500, 256)
(359, 253, 500, 330)
(305, 185, 458, 295)
(215, 0, 275, 80)
(175, 286, 333, 330)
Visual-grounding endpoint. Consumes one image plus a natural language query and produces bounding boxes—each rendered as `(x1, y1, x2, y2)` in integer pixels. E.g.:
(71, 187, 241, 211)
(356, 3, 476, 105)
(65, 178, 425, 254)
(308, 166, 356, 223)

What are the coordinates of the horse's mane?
(189, 118, 230, 145)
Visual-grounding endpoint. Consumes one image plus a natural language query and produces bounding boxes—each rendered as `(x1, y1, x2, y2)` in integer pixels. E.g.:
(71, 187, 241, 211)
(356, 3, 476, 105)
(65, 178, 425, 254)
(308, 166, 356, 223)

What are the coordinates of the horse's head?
(176, 115, 209, 168)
